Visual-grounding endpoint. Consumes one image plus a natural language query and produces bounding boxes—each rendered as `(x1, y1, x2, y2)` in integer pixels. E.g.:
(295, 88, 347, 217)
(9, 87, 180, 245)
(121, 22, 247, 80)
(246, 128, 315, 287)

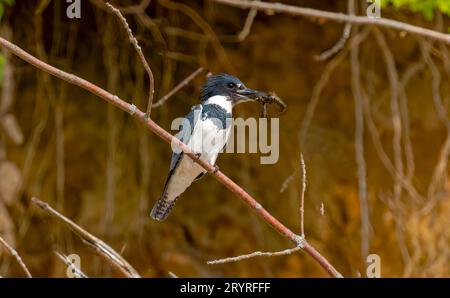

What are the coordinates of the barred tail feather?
(150, 194, 178, 221)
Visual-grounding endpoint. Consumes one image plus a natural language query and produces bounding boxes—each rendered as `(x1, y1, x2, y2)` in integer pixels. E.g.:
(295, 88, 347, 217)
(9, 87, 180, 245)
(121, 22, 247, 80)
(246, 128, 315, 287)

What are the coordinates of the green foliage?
(382, 0, 450, 20)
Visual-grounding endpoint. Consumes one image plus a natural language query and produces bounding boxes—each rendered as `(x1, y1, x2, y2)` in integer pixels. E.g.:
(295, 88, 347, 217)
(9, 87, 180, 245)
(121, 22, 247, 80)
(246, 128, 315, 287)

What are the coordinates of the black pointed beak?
(235, 87, 267, 102)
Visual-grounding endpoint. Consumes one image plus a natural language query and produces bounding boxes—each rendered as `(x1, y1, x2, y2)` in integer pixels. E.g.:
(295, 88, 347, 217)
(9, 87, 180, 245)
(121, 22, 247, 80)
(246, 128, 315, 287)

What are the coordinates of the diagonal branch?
(153, 67, 204, 108)
(237, 5, 258, 41)
(0, 236, 32, 278)
(211, 0, 450, 44)
(207, 245, 302, 265)
(31, 197, 140, 278)
(0, 36, 342, 278)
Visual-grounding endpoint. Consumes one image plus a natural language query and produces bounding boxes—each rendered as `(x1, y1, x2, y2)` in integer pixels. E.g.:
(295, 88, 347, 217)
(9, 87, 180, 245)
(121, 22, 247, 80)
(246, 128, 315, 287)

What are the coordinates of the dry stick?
(212, 0, 450, 44)
(238, 6, 258, 41)
(31, 197, 140, 278)
(117, 0, 151, 15)
(419, 40, 450, 214)
(209, 154, 306, 266)
(362, 87, 422, 203)
(374, 28, 404, 204)
(373, 31, 409, 267)
(299, 153, 306, 237)
(279, 170, 297, 193)
(300, 51, 347, 147)
(399, 61, 425, 186)
(300, 27, 371, 148)
(387, 60, 425, 268)
(316, 0, 354, 61)
(0, 236, 32, 278)
(54, 251, 88, 278)
(208, 246, 302, 265)
(350, 24, 370, 258)
(0, 37, 342, 278)
(160, 0, 234, 73)
(105, 3, 155, 118)
(153, 67, 204, 108)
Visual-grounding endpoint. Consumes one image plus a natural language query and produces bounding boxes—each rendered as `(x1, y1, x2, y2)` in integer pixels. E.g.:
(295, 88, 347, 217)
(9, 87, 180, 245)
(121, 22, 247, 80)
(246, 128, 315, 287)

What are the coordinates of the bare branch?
(373, 28, 404, 207)
(419, 39, 450, 213)
(207, 245, 303, 265)
(31, 197, 140, 278)
(299, 153, 306, 237)
(279, 170, 297, 193)
(350, 24, 370, 258)
(153, 67, 204, 108)
(212, 0, 450, 44)
(316, 0, 354, 61)
(105, 2, 155, 118)
(0, 236, 32, 278)
(118, 0, 151, 15)
(300, 27, 371, 147)
(238, 7, 258, 41)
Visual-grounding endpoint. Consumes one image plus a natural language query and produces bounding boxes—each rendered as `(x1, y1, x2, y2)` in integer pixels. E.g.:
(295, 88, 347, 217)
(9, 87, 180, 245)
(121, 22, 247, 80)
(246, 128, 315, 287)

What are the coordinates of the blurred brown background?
(0, 0, 450, 277)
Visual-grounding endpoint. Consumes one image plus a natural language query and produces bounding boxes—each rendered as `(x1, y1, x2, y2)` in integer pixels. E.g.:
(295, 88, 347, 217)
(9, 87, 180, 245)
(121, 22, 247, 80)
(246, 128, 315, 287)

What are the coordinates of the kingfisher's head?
(200, 73, 266, 105)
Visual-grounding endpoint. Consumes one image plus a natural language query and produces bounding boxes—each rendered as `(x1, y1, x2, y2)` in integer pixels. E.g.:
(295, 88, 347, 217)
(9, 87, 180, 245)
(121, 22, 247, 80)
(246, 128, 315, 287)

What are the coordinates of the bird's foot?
(211, 164, 220, 174)
(193, 152, 201, 160)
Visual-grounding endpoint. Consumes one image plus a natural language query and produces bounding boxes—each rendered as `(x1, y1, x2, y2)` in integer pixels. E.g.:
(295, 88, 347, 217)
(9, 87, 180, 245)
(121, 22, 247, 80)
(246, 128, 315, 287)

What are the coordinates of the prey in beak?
(234, 87, 267, 103)
(235, 87, 287, 117)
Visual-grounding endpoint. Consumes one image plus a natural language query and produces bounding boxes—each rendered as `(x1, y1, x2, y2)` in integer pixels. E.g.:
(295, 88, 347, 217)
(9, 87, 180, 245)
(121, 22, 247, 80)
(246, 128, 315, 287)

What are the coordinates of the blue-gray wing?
(169, 104, 202, 171)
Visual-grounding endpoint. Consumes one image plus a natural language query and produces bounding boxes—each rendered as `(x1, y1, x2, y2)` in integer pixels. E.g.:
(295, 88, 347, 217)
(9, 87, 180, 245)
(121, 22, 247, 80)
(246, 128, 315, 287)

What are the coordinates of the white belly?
(166, 118, 231, 201)
(188, 117, 231, 164)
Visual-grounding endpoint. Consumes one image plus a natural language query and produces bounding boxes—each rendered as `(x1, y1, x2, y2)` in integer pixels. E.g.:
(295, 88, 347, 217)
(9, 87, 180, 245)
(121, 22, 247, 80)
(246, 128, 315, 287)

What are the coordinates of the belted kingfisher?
(150, 73, 266, 221)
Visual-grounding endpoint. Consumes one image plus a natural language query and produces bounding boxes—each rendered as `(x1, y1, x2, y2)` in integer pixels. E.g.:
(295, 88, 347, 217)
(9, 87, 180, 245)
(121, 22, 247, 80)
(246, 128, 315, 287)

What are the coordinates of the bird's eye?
(227, 82, 236, 89)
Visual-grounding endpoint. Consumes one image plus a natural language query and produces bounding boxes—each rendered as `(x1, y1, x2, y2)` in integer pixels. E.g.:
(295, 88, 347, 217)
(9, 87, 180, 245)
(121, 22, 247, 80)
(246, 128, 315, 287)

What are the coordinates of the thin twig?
(238, 6, 258, 41)
(105, 2, 155, 118)
(316, 0, 354, 61)
(0, 37, 342, 278)
(0, 236, 32, 278)
(300, 27, 371, 147)
(54, 251, 88, 278)
(160, 0, 234, 72)
(362, 87, 422, 202)
(212, 0, 450, 44)
(419, 39, 450, 213)
(299, 153, 306, 237)
(279, 170, 297, 193)
(153, 67, 204, 108)
(31, 197, 140, 278)
(399, 61, 424, 186)
(207, 245, 303, 265)
(373, 28, 404, 208)
(350, 23, 370, 258)
(168, 271, 179, 278)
